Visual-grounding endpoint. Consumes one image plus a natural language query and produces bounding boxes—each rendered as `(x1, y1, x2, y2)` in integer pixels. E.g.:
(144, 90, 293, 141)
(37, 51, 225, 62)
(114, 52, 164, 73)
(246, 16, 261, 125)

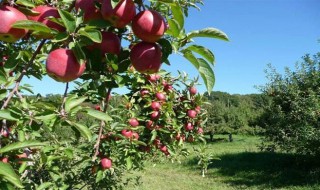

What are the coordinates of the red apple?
(1, 157, 9, 163)
(151, 101, 161, 111)
(129, 118, 139, 127)
(189, 86, 197, 95)
(146, 120, 154, 130)
(159, 145, 167, 153)
(46, 48, 86, 82)
(0, 6, 28, 43)
(130, 42, 162, 74)
(132, 132, 139, 140)
(28, 5, 64, 38)
(184, 123, 194, 131)
(95, 105, 101, 111)
(100, 157, 112, 170)
(195, 106, 201, 114)
(187, 110, 197, 118)
(156, 92, 166, 101)
(87, 31, 121, 55)
(140, 89, 149, 97)
(132, 10, 166, 42)
(0, 129, 9, 138)
(153, 138, 161, 147)
(147, 74, 160, 82)
(197, 127, 204, 134)
(151, 111, 160, 120)
(121, 129, 133, 138)
(101, 0, 136, 28)
(75, 0, 103, 22)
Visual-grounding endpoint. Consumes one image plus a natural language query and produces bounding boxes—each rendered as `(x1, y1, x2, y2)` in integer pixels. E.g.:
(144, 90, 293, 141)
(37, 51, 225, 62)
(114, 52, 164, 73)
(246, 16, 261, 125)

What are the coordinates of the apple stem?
(1, 39, 46, 110)
(92, 87, 112, 162)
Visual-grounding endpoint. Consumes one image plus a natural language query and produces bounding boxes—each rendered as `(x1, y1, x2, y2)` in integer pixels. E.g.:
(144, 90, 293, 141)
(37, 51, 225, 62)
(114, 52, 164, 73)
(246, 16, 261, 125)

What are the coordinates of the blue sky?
(24, 0, 320, 95)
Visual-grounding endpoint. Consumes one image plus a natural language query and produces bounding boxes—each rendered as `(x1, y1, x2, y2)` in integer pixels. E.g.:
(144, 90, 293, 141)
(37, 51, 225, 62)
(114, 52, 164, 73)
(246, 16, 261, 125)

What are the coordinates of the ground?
(125, 135, 320, 190)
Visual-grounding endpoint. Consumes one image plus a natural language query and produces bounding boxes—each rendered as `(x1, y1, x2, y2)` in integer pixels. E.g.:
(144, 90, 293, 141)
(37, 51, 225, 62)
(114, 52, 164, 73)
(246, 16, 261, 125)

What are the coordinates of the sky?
(23, 0, 320, 95)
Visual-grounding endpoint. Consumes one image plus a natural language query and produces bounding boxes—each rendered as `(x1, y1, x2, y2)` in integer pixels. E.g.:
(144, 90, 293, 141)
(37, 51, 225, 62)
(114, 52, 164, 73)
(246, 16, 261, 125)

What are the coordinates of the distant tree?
(260, 52, 320, 155)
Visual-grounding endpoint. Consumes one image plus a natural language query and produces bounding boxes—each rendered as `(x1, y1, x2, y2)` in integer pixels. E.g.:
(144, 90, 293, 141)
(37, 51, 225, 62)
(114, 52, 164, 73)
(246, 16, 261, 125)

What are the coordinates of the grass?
(125, 135, 320, 190)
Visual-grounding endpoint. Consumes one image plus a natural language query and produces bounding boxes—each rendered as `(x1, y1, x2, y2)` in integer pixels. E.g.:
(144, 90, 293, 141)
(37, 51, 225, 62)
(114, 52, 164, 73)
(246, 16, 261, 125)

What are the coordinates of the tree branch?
(1, 39, 46, 110)
(92, 88, 112, 161)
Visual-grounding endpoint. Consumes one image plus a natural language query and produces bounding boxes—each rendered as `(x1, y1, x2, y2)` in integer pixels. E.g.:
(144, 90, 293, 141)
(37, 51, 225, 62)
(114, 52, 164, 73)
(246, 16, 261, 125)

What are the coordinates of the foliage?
(203, 91, 268, 135)
(0, 0, 228, 189)
(260, 52, 320, 155)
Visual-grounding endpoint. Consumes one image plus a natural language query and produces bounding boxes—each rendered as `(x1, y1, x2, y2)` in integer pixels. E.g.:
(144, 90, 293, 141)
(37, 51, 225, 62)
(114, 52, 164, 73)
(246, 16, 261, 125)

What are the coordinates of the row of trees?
(203, 91, 269, 135)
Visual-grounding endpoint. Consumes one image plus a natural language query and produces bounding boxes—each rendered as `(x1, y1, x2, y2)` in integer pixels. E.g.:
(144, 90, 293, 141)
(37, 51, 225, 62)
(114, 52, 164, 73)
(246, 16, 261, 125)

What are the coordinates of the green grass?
(125, 135, 320, 190)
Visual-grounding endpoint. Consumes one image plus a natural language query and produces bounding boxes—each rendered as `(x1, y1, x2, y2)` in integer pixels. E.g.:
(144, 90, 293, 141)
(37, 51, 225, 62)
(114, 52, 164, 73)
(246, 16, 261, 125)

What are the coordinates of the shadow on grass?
(187, 152, 320, 189)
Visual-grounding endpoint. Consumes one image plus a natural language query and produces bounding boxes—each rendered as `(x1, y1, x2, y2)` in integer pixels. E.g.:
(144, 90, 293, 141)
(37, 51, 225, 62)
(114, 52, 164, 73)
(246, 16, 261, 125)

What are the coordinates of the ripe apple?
(100, 157, 112, 170)
(145, 120, 154, 130)
(151, 101, 161, 111)
(46, 48, 86, 82)
(147, 74, 160, 82)
(0, 6, 28, 43)
(75, 0, 103, 22)
(159, 145, 167, 153)
(195, 106, 201, 114)
(140, 89, 149, 97)
(184, 122, 194, 131)
(129, 118, 139, 127)
(121, 129, 133, 138)
(197, 127, 204, 134)
(189, 86, 197, 95)
(153, 138, 161, 147)
(101, 0, 136, 28)
(95, 105, 101, 111)
(0, 129, 9, 138)
(151, 111, 160, 120)
(28, 5, 65, 38)
(87, 31, 121, 55)
(156, 92, 166, 101)
(187, 110, 197, 118)
(1, 157, 9, 163)
(132, 132, 139, 140)
(132, 10, 166, 42)
(130, 42, 162, 74)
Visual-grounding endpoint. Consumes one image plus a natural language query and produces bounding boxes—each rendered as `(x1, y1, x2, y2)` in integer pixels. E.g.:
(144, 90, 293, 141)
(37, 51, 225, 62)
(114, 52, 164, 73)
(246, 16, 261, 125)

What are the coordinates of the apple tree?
(0, 0, 228, 188)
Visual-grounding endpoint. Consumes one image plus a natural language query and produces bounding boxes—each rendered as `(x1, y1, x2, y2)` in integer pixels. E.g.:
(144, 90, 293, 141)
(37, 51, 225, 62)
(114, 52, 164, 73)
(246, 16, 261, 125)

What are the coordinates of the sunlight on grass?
(125, 135, 320, 190)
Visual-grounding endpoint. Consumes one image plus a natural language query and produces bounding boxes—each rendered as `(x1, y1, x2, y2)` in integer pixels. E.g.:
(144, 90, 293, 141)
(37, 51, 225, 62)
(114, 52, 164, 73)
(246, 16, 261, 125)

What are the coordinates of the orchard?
(0, 0, 228, 189)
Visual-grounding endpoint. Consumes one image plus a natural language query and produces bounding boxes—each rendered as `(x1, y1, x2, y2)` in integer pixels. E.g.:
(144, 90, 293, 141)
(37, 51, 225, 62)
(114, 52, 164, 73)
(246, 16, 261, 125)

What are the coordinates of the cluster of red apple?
(0, 0, 167, 83)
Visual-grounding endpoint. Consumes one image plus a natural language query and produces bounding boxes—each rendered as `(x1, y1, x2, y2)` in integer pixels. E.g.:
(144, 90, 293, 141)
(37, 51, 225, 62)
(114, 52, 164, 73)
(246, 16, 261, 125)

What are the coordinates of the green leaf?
(0, 110, 19, 121)
(0, 162, 24, 188)
(126, 156, 132, 170)
(182, 50, 215, 94)
(58, 9, 76, 32)
(166, 19, 180, 37)
(0, 141, 46, 154)
(187, 27, 229, 41)
(158, 38, 173, 63)
(65, 95, 87, 113)
(185, 45, 215, 64)
(16, 0, 35, 8)
(84, 108, 113, 123)
(171, 3, 184, 30)
(71, 42, 86, 65)
(12, 20, 52, 33)
(36, 182, 53, 190)
(66, 120, 92, 141)
(79, 28, 102, 43)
